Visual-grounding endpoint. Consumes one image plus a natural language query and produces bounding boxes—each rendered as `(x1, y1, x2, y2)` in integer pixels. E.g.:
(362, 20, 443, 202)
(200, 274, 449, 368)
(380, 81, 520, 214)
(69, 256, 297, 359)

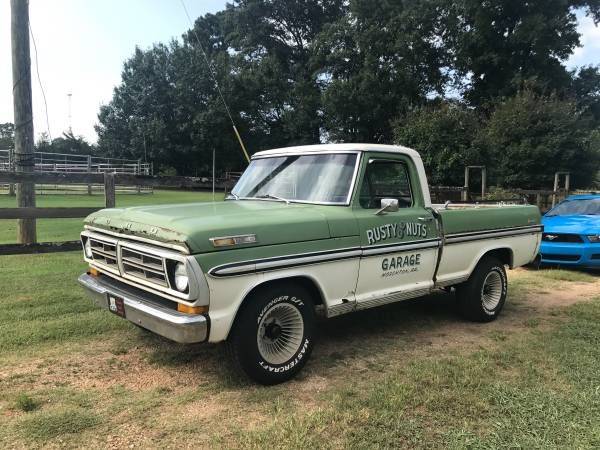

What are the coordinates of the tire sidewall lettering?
(258, 338, 310, 373)
(255, 293, 309, 374)
(257, 295, 304, 325)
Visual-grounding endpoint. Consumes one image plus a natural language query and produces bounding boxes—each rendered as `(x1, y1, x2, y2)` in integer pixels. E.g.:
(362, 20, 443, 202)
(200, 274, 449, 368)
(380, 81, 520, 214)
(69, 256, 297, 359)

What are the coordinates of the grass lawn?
(0, 190, 224, 244)
(0, 254, 599, 448)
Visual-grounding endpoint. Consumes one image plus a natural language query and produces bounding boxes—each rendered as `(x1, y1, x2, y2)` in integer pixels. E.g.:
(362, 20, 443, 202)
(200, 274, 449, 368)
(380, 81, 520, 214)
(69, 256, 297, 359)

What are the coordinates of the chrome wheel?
(481, 271, 503, 312)
(257, 303, 304, 365)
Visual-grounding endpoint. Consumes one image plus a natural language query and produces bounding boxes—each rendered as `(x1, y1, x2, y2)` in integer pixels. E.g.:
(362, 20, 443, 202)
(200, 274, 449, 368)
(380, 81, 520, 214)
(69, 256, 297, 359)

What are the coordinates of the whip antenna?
(179, 0, 250, 163)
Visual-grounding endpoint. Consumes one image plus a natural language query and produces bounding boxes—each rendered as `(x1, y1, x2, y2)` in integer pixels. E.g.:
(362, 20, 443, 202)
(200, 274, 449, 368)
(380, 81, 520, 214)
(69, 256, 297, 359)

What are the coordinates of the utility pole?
(11, 0, 37, 244)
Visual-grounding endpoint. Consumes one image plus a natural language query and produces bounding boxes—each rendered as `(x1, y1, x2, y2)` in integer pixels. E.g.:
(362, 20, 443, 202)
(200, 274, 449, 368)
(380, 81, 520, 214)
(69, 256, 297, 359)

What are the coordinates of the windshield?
(547, 198, 600, 216)
(231, 153, 358, 204)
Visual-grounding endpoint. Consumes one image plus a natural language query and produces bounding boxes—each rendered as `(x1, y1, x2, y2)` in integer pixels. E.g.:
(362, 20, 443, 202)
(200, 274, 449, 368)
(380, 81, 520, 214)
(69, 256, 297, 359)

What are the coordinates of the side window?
(359, 160, 413, 209)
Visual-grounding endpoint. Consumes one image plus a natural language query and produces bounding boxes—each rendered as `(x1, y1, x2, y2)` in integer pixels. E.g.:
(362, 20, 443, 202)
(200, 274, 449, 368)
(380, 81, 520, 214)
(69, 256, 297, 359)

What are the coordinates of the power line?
(29, 22, 52, 142)
(178, 0, 250, 163)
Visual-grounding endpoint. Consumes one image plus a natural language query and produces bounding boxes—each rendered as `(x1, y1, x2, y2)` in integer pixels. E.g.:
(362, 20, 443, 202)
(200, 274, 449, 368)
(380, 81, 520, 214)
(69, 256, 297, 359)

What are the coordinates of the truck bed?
(432, 203, 542, 287)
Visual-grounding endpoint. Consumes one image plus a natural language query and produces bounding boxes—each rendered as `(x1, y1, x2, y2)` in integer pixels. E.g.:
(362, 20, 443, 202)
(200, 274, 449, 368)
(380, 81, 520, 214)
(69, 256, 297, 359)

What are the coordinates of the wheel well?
(243, 276, 325, 308)
(482, 247, 514, 268)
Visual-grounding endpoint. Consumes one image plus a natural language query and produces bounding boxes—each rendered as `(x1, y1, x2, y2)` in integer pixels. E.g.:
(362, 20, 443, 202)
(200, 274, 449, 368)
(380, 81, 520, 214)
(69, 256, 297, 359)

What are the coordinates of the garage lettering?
(381, 253, 421, 271)
(366, 221, 428, 245)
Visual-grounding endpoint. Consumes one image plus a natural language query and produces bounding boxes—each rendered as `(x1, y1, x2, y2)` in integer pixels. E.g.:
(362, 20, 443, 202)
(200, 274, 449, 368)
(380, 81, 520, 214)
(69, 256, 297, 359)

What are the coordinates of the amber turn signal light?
(177, 303, 208, 315)
(210, 234, 257, 247)
(88, 267, 101, 277)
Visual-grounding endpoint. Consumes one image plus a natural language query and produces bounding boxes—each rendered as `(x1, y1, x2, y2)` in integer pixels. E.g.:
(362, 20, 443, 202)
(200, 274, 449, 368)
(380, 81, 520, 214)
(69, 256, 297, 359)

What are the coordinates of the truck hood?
(542, 214, 600, 235)
(84, 200, 333, 253)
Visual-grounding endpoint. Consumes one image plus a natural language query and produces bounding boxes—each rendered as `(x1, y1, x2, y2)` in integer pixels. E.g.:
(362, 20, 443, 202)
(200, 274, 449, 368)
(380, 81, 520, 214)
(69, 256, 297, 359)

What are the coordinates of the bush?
(475, 91, 599, 189)
(393, 102, 482, 186)
(482, 187, 523, 201)
(393, 92, 600, 190)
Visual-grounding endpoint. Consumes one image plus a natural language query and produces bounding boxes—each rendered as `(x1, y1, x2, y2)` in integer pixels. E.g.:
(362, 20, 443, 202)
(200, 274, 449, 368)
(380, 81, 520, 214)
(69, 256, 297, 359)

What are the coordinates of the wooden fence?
(0, 170, 588, 256)
(0, 171, 234, 255)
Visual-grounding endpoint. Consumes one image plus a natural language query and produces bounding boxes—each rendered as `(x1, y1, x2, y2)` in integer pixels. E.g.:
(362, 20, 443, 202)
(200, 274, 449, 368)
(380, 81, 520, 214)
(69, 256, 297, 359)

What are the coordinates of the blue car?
(540, 194, 600, 268)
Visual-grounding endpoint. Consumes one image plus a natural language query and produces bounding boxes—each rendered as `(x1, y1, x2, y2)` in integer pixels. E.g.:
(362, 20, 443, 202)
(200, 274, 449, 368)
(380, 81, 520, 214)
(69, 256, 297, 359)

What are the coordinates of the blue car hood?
(542, 214, 600, 235)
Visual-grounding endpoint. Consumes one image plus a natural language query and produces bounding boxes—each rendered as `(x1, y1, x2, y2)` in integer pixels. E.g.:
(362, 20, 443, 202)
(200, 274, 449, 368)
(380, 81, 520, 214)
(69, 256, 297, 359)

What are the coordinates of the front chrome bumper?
(78, 273, 209, 343)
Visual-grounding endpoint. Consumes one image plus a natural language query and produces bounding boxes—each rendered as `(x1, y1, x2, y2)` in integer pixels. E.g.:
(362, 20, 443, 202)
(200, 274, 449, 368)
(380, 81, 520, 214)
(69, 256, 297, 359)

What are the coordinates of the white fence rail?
(0, 149, 152, 175)
(0, 149, 153, 195)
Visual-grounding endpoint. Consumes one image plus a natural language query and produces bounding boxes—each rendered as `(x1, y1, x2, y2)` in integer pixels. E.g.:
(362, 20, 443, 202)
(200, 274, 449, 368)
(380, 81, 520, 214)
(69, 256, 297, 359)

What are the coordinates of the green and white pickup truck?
(79, 144, 542, 384)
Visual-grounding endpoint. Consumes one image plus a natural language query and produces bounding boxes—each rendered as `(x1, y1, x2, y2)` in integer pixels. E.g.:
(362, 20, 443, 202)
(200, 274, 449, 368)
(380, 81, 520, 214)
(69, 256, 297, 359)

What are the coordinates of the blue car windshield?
(547, 198, 600, 216)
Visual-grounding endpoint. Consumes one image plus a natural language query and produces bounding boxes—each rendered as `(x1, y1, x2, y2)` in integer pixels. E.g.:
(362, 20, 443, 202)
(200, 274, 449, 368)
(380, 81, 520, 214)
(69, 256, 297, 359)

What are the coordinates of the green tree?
(475, 90, 599, 189)
(0, 122, 14, 149)
(95, 0, 600, 185)
(96, 2, 346, 175)
(448, 0, 600, 106)
(35, 131, 96, 156)
(571, 65, 600, 122)
(96, 44, 180, 169)
(313, 0, 453, 142)
(393, 102, 481, 186)
(227, 0, 346, 145)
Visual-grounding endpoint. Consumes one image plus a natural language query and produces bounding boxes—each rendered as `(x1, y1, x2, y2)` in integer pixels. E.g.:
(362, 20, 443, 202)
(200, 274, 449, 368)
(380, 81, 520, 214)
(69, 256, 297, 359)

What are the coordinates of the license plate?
(107, 294, 126, 318)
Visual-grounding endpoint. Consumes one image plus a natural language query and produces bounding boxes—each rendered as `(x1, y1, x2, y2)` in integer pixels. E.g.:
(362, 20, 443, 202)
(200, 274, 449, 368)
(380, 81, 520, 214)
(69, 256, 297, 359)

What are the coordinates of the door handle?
(417, 216, 434, 222)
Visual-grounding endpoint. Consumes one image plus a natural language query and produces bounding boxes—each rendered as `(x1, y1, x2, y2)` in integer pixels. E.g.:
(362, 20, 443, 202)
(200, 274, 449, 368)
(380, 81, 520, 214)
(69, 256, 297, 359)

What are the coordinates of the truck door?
(353, 156, 440, 306)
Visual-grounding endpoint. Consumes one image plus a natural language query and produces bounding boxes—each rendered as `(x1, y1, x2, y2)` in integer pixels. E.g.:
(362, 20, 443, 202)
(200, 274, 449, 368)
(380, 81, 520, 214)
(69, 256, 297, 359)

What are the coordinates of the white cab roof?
(253, 143, 421, 159)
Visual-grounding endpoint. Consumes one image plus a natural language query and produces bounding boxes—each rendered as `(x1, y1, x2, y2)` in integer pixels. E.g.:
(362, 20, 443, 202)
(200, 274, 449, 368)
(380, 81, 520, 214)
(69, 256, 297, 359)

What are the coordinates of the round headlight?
(84, 239, 93, 259)
(174, 263, 189, 292)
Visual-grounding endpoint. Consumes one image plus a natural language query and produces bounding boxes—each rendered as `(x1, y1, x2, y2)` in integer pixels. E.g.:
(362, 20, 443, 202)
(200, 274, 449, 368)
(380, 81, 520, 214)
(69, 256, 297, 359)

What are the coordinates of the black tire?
(456, 256, 507, 322)
(227, 283, 316, 385)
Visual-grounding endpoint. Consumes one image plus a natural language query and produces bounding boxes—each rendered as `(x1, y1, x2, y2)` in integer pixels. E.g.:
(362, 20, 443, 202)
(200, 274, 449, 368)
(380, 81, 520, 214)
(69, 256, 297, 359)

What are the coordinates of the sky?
(0, 0, 229, 143)
(1, 2, 599, 144)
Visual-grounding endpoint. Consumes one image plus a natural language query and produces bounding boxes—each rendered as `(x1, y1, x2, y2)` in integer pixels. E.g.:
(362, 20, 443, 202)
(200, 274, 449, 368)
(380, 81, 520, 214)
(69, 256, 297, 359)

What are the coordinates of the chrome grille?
(81, 228, 197, 301)
(121, 247, 169, 287)
(88, 237, 118, 268)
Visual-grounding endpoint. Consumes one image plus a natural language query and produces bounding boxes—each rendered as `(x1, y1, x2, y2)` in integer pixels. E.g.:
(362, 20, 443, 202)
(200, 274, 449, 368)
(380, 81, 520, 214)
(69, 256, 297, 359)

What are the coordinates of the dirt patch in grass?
(525, 280, 600, 307)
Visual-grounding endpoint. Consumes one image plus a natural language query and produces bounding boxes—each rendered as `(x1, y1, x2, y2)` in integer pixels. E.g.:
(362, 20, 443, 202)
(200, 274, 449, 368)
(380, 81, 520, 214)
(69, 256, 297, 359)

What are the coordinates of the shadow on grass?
(138, 331, 251, 389)
(140, 290, 468, 387)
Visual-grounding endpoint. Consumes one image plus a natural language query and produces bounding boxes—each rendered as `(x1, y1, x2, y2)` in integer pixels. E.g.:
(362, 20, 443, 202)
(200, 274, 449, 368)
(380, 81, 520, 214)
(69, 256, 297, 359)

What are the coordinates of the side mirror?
(375, 198, 399, 215)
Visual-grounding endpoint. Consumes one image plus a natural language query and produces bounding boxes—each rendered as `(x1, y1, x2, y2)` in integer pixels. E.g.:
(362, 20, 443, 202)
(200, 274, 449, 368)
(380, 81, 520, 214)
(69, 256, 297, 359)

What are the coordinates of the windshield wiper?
(255, 193, 290, 204)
